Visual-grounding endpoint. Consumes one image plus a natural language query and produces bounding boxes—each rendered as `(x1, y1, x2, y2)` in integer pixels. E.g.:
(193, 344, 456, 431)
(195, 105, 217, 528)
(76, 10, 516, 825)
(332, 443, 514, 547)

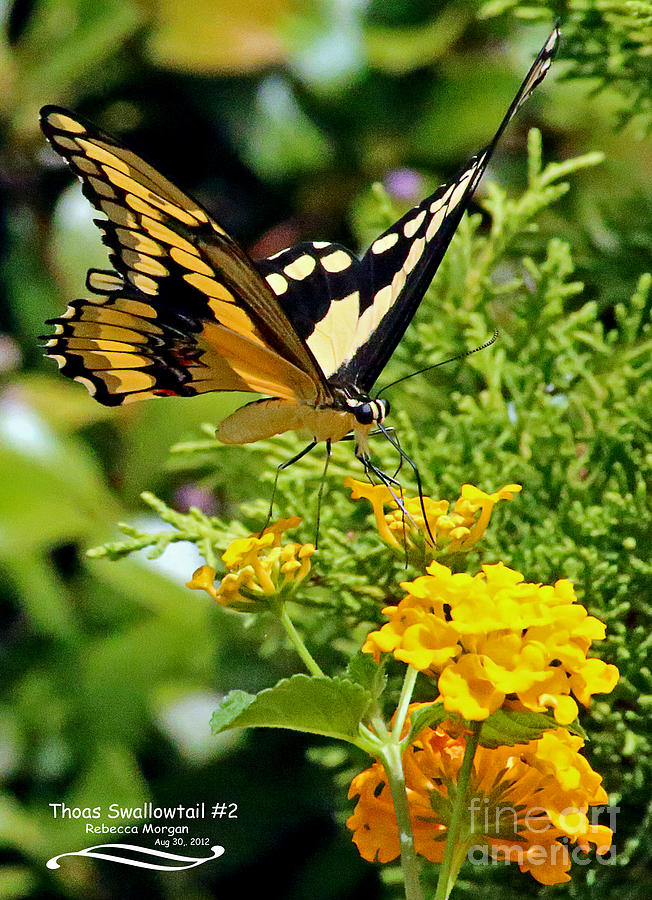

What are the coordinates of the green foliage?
(211, 676, 373, 742)
(480, 0, 652, 132)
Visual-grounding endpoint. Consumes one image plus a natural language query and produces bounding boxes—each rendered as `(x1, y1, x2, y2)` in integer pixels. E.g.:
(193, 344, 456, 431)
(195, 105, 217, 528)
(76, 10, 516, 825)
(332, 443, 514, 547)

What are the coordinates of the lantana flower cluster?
(345, 478, 521, 554)
(363, 560, 619, 723)
(187, 516, 314, 608)
(347, 710, 613, 885)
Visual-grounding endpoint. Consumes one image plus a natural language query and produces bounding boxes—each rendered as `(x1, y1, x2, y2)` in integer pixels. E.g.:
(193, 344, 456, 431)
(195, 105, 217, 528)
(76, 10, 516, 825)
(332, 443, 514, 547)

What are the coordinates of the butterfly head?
(341, 395, 390, 426)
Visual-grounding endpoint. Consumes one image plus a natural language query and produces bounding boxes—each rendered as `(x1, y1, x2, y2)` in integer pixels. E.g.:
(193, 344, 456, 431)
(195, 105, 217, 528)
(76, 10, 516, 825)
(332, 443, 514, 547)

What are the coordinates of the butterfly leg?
(262, 440, 318, 534)
(313, 439, 332, 548)
(376, 424, 435, 547)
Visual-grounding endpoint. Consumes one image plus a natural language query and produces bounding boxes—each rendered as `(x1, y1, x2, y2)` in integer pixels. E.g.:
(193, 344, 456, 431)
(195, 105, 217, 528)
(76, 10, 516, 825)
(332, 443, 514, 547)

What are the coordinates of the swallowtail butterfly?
(41, 27, 558, 469)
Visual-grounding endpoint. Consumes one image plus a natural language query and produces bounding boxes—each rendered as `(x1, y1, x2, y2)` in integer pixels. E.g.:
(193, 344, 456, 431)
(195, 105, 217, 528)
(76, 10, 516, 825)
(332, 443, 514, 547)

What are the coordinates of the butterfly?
(41, 26, 558, 477)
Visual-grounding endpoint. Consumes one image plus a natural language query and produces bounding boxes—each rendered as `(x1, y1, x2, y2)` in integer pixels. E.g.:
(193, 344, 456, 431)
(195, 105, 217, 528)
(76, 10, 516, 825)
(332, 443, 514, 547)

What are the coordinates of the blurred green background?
(1, 1, 650, 898)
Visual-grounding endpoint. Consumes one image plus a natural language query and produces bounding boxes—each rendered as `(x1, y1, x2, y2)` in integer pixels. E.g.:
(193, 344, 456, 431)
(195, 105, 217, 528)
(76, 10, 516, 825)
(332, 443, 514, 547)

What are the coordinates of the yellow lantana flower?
(186, 516, 314, 607)
(345, 478, 521, 554)
(363, 561, 618, 723)
(347, 710, 613, 885)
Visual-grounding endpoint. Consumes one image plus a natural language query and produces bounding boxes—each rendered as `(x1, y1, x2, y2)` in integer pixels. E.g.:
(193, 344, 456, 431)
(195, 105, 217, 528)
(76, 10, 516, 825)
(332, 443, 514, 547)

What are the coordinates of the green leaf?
(345, 652, 387, 701)
(404, 702, 451, 744)
(211, 675, 372, 743)
(479, 708, 560, 749)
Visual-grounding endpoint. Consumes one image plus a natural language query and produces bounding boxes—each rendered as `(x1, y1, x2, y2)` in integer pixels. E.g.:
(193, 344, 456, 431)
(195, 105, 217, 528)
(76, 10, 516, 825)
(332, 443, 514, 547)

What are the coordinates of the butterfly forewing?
(255, 242, 363, 380)
(338, 24, 560, 392)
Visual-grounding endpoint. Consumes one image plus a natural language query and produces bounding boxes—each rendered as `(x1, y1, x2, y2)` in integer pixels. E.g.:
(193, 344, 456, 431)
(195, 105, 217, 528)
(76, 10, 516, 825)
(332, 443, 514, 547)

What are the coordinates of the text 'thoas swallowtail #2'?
(41, 26, 559, 485)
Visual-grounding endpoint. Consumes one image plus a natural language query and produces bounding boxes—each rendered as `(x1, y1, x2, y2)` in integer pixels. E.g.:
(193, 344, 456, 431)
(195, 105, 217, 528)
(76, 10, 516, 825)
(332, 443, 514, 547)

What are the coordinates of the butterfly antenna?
(376, 330, 499, 398)
(262, 440, 317, 535)
(376, 422, 436, 548)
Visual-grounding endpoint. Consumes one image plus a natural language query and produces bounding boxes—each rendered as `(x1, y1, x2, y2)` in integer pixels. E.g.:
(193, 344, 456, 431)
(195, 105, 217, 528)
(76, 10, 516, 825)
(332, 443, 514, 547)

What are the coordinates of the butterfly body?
(40, 27, 558, 460)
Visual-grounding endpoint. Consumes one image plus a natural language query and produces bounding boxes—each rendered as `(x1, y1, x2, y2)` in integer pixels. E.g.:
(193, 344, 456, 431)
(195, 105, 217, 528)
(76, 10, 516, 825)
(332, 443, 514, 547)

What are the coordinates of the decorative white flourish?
(46, 843, 225, 871)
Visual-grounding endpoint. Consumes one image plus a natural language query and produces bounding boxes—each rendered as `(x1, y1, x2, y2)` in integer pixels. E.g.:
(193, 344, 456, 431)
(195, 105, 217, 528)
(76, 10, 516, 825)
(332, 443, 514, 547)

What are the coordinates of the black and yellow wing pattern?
(254, 25, 559, 394)
(41, 25, 558, 444)
(40, 107, 330, 408)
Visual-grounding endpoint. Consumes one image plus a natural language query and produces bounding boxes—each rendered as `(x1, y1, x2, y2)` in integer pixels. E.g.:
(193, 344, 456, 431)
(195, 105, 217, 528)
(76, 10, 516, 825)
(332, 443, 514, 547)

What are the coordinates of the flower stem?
(276, 602, 324, 676)
(434, 720, 482, 900)
(381, 740, 425, 900)
(393, 665, 419, 741)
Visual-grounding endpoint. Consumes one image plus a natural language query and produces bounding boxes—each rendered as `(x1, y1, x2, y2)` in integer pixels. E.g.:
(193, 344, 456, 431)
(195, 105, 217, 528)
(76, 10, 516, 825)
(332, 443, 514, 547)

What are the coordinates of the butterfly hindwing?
(39, 106, 330, 403)
(43, 283, 321, 406)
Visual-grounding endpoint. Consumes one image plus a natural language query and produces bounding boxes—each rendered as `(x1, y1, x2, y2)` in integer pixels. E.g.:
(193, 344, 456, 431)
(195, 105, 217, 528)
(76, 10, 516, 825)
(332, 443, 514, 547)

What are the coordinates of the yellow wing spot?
(402, 237, 425, 275)
(430, 197, 445, 214)
(78, 306, 163, 333)
(208, 299, 262, 342)
(183, 272, 235, 301)
(123, 249, 169, 277)
(72, 350, 150, 370)
(169, 246, 215, 277)
(49, 354, 67, 369)
(89, 177, 117, 199)
(62, 338, 139, 353)
(71, 157, 101, 176)
(371, 232, 399, 255)
(48, 112, 86, 134)
(116, 228, 164, 256)
(372, 284, 394, 315)
(320, 250, 352, 273)
(127, 271, 159, 295)
(392, 268, 407, 296)
(88, 272, 123, 292)
(59, 306, 77, 319)
(425, 206, 447, 242)
(67, 321, 149, 342)
(99, 370, 158, 394)
(312, 241, 329, 249)
(50, 135, 80, 152)
(111, 298, 158, 319)
(283, 254, 316, 280)
(97, 141, 212, 225)
(100, 200, 138, 227)
(109, 170, 200, 226)
(305, 291, 359, 377)
(126, 194, 164, 220)
(403, 210, 426, 238)
(73, 376, 98, 395)
(265, 273, 288, 295)
(447, 171, 474, 210)
(141, 216, 199, 256)
(76, 138, 130, 174)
